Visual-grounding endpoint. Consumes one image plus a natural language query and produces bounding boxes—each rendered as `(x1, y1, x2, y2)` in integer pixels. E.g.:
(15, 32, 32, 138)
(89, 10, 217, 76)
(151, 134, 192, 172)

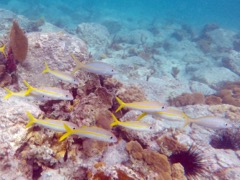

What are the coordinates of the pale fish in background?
(23, 80, 73, 100)
(115, 97, 167, 113)
(183, 116, 232, 129)
(152, 108, 189, 121)
(110, 113, 153, 131)
(71, 54, 118, 75)
(0, 43, 6, 58)
(3, 88, 51, 101)
(137, 107, 189, 120)
(26, 111, 78, 132)
(42, 62, 79, 85)
(59, 123, 118, 143)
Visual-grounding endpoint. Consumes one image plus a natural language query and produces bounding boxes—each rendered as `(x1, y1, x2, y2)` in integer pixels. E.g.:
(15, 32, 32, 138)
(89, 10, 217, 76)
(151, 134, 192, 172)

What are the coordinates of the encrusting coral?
(126, 140, 172, 179)
(169, 81, 240, 107)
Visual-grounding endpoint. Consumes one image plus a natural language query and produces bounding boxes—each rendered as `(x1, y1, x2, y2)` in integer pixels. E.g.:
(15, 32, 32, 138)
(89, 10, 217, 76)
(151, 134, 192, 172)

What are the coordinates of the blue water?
(1, 0, 240, 30)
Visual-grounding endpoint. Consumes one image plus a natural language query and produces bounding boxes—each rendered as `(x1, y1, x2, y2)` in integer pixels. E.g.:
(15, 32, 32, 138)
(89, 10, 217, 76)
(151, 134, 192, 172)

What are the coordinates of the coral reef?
(169, 81, 240, 107)
(168, 92, 205, 107)
(126, 140, 172, 179)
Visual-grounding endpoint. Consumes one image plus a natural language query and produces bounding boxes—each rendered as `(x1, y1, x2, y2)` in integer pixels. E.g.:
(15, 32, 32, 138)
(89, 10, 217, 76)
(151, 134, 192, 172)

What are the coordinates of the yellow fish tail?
(26, 112, 37, 128)
(3, 88, 14, 99)
(0, 44, 7, 58)
(42, 62, 50, 74)
(137, 112, 147, 121)
(71, 54, 84, 74)
(110, 113, 120, 127)
(23, 80, 34, 95)
(59, 123, 74, 142)
(115, 97, 125, 112)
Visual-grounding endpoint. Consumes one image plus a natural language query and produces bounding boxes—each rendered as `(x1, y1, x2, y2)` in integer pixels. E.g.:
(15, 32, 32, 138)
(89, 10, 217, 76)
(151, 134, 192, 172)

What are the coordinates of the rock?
(115, 29, 154, 45)
(222, 50, 240, 76)
(189, 81, 216, 96)
(17, 31, 88, 88)
(192, 67, 239, 89)
(102, 19, 122, 34)
(207, 28, 235, 50)
(76, 23, 110, 58)
(0, 88, 41, 179)
(217, 167, 240, 180)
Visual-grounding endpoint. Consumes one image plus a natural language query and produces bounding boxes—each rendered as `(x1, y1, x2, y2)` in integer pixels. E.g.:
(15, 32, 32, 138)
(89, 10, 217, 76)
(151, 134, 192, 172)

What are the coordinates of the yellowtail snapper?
(59, 124, 117, 143)
(26, 112, 78, 132)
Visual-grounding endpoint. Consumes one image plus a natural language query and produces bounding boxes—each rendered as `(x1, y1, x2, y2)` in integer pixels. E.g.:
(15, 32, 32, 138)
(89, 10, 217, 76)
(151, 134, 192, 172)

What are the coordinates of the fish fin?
(59, 124, 74, 142)
(0, 44, 7, 58)
(26, 112, 37, 128)
(115, 97, 125, 112)
(110, 113, 120, 127)
(71, 54, 84, 74)
(137, 112, 147, 120)
(59, 132, 72, 142)
(42, 62, 50, 74)
(183, 117, 192, 128)
(64, 123, 74, 133)
(23, 80, 34, 95)
(3, 88, 14, 99)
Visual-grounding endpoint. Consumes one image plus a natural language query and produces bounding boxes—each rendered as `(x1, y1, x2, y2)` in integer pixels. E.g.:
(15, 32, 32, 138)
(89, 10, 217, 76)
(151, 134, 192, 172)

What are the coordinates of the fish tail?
(110, 113, 120, 127)
(137, 112, 147, 121)
(3, 88, 14, 99)
(59, 123, 74, 142)
(23, 80, 34, 95)
(0, 44, 7, 58)
(183, 117, 192, 128)
(42, 62, 50, 74)
(26, 111, 37, 128)
(115, 97, 125, 112)
(71, 54, 84, 74)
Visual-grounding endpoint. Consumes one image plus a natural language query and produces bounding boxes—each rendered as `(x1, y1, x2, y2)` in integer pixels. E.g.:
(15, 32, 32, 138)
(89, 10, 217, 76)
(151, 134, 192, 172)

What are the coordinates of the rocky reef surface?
(0, 9, 240, 180)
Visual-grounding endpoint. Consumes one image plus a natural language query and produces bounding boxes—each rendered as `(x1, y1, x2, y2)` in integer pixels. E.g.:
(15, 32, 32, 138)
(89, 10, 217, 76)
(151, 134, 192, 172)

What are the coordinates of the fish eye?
(150, 126, 153, 129)
(66, 95, 68, 97)
(73, 127, 76, 129)
(110, 136, 113, 139)
(111, 69, 114, 72)
(162, 106, 165, 109)
(225, 123, 228, 126)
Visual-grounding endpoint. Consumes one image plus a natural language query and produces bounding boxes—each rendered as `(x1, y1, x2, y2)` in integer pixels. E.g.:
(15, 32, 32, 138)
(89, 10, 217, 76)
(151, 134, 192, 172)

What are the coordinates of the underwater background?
(0, 0, 240, 179)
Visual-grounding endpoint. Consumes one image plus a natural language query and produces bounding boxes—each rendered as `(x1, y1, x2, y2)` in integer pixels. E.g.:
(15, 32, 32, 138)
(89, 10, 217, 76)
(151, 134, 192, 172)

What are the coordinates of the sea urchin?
(169, 145, 206, 179)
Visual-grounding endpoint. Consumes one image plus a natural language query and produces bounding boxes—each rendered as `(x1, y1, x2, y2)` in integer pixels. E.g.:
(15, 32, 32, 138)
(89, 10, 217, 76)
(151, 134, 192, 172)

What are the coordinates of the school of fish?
(1, 48, 233, 143)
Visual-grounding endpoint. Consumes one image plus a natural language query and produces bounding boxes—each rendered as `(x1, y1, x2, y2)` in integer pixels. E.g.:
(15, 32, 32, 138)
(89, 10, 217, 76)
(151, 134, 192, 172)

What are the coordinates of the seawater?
(1, 0, 240, 30)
